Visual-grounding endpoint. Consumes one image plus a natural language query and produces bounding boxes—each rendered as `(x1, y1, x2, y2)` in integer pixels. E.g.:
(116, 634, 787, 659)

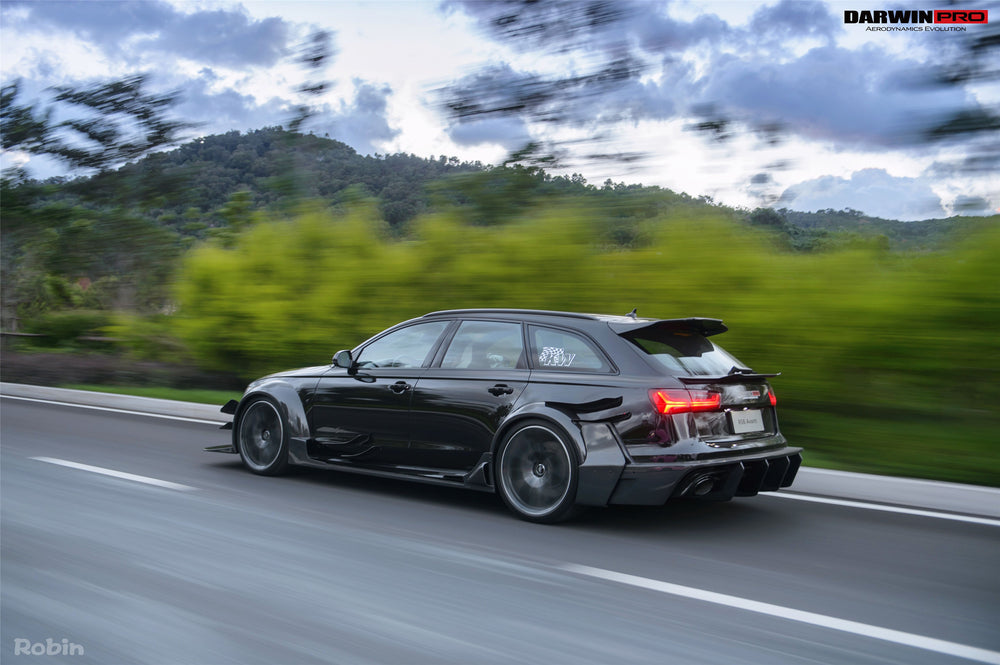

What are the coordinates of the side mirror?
(333, 349, 354, 370)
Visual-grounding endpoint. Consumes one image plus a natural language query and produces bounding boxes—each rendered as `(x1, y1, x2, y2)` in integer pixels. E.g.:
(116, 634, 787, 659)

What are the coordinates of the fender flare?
(494, 402, 586, 461)
(494, 402, 627, 507)
(233, 379, 312, 463)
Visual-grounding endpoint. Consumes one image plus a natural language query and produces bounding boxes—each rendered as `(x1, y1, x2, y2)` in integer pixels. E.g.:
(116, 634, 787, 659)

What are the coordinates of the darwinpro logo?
(845, 9, 988, 31)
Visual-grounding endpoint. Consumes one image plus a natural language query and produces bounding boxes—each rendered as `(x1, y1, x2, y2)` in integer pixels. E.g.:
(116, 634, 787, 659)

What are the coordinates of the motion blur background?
(2, 1, 998, 485)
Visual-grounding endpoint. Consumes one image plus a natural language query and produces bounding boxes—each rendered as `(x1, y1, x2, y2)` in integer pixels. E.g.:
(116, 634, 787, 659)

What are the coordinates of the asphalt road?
(2, 396, 998, 665)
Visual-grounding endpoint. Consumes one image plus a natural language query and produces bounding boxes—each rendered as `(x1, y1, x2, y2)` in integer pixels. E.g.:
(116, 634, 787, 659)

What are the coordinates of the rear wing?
(607, 317, 728, 337)
(678, 372, 780, 385)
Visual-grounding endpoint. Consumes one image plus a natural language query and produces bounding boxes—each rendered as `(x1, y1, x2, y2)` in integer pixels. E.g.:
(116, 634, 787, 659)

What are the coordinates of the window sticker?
(538, 346, 576, 367)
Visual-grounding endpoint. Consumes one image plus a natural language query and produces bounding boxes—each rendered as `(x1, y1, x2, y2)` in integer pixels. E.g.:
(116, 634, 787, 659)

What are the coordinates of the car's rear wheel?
(496, 420, 579, 523)
(236, 397, 289, 475)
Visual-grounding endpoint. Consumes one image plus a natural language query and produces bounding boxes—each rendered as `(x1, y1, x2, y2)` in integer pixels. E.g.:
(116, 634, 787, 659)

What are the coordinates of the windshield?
(626, 331, 748, 376)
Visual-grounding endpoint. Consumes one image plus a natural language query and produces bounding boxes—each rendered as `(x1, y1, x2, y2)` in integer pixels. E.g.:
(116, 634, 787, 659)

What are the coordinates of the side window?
(356, 321, 449, 369)
(441, 321, 525, 370)
(529, 325, 611, 373)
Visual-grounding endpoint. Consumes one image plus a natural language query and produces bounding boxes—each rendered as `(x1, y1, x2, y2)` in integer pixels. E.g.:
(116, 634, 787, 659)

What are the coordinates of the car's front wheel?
(496, 420, 579, 523)
(236, 397, 289, 475)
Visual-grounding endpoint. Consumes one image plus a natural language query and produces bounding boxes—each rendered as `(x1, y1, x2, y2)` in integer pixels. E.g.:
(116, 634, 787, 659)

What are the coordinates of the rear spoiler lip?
(608, 317, 728, 337)
(678, 372, 780, 385)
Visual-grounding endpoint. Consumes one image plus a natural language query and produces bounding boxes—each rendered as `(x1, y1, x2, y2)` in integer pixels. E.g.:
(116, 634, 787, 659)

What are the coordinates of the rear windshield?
(626, 331, 748, 376)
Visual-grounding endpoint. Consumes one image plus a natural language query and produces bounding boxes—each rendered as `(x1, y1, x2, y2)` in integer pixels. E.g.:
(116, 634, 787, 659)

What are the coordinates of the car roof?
(422, 308, 639, 323)
(421, 309, 727, 335)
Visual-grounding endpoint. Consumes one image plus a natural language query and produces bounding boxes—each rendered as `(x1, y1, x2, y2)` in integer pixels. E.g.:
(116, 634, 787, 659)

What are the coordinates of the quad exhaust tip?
(682, 473, 719, 497)
(691, 475, 717, 496)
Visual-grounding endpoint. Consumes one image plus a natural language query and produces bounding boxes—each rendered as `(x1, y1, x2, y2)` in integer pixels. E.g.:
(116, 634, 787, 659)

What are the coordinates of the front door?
(310, 320, 451, 466)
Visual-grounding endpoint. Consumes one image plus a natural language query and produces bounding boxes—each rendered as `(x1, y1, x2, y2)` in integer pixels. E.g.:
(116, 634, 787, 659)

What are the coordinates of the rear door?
(409, 320, 529, 471)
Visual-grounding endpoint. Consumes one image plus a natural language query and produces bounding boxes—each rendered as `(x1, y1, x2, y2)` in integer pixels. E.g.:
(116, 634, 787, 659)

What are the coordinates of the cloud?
(446, 116, 531, 150)
(951, 195, 993, 216)
(309, 80, 400, 155)
(634, 11, 732, 53)
(174, 75, 400, 156)
(176, 75, 290, 135)
(748, 0, 840, 44)
(3, 0, 293, 68)
(779, 169, 946, 220)
(139, 10, 291, 68)
(695, 45, 972, 147)
(441, 0, 980, 153)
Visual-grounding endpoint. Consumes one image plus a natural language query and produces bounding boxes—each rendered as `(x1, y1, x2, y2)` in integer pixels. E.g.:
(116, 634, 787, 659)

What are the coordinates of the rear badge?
(730, 409, 765, 434)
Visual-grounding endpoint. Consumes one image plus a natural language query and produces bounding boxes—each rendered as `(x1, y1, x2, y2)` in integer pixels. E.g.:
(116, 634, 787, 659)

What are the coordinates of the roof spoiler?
(607, 317, 728, 337)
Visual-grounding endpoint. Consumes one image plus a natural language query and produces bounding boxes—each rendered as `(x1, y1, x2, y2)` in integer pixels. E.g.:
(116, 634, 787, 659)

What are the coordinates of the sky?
(1, 0, 997, 221)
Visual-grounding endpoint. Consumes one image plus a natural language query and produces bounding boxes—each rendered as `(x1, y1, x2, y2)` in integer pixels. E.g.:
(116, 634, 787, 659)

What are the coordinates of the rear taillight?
(650, 389, 721, 415)
(769, 389, 777, 406)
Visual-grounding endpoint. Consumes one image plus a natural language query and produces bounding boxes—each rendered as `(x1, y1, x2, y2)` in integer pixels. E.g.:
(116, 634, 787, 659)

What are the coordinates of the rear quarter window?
(529, 325, 612, 373)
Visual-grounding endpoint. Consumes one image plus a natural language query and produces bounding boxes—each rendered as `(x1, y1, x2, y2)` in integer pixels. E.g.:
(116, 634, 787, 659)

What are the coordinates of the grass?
(60, 384, 242, 406)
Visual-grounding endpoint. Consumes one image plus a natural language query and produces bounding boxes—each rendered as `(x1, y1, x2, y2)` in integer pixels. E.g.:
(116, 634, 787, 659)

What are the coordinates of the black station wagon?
(212, 309, 802, 522)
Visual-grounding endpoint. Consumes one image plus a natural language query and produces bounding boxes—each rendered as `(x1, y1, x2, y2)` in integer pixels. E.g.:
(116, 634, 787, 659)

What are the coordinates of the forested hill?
(779, 208, 993, 251)
(9, 126, 994, 248)
(86, 127, 487, 227)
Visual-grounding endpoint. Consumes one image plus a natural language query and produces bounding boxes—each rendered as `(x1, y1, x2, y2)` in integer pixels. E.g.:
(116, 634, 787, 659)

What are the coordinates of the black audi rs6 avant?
(211, 309, 802, 522)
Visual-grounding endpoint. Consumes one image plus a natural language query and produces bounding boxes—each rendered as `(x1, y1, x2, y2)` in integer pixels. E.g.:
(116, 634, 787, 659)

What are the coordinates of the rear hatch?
(614, 318, 779, 443)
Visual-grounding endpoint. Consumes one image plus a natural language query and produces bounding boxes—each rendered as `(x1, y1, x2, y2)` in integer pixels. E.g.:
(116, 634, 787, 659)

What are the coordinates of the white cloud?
(779, 169, 946, 220)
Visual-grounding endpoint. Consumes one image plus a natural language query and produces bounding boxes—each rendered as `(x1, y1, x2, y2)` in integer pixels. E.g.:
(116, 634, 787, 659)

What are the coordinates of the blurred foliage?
(2, 75, 189, 173)
(172, 201, 1000, 486)
(1, 187, 182, 329)
(103, 313, 189, 362)
(21, 310, 111, 348)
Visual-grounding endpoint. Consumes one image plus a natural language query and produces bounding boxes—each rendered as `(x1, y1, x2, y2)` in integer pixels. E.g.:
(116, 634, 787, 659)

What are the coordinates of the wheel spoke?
(239, 401, 284, 471)
(499, 424, 574, 518)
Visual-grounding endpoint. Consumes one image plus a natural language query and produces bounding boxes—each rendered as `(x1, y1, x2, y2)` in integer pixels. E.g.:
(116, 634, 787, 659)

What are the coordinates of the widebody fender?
(233, 378, 313, 464)
(496, 401, 627, 507)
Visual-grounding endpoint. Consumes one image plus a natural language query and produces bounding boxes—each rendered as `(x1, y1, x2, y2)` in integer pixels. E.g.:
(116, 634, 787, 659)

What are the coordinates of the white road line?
(561, 564, 1000, 665)
(2, 394, 226, 425)
(767, 492, 1000, 527)
(31, 457, 196, 492)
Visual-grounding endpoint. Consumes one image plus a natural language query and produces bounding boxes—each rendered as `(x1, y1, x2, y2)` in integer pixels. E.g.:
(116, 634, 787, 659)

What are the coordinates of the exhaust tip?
(688, 474, 716, 497)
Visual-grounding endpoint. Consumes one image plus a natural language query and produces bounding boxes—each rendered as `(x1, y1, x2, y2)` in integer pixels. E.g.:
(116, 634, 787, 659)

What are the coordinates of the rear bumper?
(606, 448, 803, 505)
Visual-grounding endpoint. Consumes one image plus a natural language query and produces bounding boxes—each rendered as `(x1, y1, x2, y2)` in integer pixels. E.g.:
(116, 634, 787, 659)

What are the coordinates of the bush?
(22, 310, 112, 348)
(104, 314, 189, 362)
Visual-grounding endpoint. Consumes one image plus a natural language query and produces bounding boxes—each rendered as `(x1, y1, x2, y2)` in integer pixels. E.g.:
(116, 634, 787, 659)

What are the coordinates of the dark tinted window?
(356, 321, 450, 369)
(628, 332, 747, 376)
(529, 325, 611, 372)
(441, 321, 525, 369)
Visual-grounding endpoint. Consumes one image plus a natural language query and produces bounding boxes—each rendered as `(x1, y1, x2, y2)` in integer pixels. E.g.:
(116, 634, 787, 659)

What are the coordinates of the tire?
(495, 420, 580, 523)
(236, 397, 290, 475)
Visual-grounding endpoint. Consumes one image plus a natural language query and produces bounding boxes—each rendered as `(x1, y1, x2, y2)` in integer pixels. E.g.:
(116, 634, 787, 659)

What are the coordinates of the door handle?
(488, 384, 515, 396)
(389, 381, 411, 394)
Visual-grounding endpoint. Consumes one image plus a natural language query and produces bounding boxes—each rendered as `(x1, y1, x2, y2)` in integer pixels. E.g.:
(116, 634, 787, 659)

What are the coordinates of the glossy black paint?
(311, 366, 418, 466)
(218, 309, 802, 520)
(410, 367, 529, 470)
